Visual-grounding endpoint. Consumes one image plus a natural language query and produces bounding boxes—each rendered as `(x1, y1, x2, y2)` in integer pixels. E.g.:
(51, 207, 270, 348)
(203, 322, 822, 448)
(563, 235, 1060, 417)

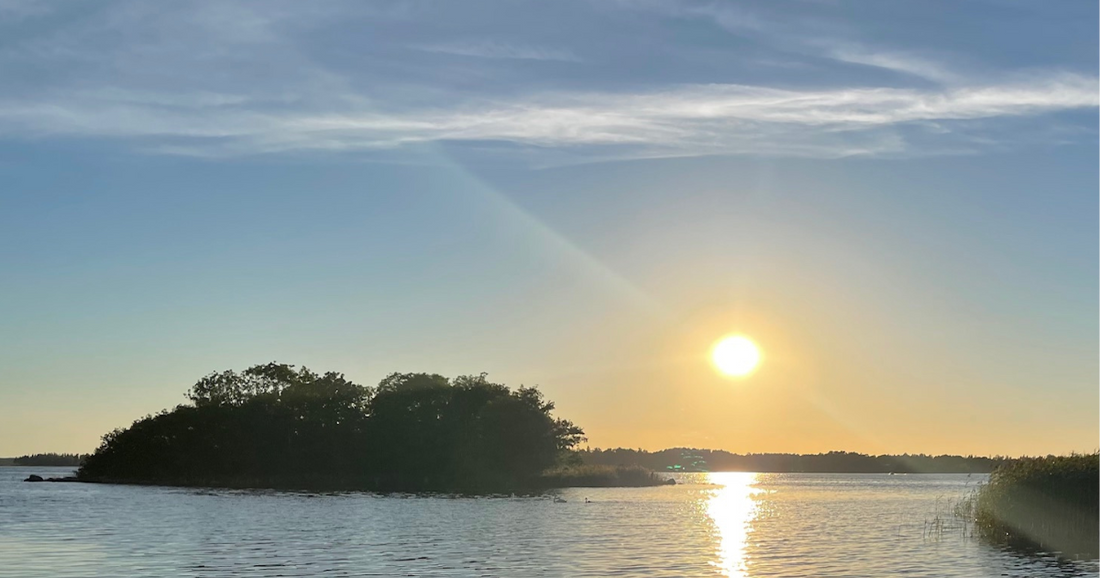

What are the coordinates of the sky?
(0, 0, 1096, 458)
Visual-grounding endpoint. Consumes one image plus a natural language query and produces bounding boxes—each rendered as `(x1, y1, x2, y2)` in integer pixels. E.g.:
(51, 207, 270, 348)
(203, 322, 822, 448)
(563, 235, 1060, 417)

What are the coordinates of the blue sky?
(0, 0, 1096, 456)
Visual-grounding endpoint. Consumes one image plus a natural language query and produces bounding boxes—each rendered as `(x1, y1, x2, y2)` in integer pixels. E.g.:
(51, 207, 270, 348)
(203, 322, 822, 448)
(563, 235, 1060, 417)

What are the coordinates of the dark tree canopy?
(186, 363, 369, 411)
(79, 364, 585, 492)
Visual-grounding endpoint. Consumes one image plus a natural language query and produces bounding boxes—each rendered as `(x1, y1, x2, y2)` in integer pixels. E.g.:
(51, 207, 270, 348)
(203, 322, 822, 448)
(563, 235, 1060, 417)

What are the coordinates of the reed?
(965, 453, 1097, 557)
(537, 464, 671, 488)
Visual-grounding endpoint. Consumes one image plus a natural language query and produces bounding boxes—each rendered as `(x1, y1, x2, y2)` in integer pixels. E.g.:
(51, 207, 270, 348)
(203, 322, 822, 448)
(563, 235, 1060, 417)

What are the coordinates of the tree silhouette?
(79, 364, 585, 492)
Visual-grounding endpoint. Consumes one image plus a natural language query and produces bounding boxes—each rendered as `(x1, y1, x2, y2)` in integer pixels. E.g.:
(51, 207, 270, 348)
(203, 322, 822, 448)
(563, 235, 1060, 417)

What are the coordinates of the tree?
(80, 364, 585, 491)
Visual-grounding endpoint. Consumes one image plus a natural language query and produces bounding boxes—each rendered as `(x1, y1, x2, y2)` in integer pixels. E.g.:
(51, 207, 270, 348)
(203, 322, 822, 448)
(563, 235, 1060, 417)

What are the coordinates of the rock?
(23, 474, 80, 482)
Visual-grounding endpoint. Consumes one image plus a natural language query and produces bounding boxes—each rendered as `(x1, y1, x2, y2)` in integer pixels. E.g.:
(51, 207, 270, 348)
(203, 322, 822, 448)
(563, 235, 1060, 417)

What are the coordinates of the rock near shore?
(24, 474, 79, 483)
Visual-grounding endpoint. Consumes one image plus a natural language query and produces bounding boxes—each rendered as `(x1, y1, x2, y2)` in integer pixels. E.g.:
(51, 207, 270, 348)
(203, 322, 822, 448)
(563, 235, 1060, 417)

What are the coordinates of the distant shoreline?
(1, 453, 85, 468)
(580, 448, 1011, 474)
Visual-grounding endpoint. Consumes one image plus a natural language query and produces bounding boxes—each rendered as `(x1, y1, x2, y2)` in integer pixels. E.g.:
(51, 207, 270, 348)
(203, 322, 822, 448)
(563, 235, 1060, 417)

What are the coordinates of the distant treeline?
(581, 447, 1010, 473)
(12, 453, 86, 467)
(79, 363, 587, 492)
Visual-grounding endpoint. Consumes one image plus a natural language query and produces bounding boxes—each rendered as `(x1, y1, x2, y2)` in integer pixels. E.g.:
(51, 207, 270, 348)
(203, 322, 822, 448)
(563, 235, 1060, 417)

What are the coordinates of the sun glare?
(711, 335, 761, 377)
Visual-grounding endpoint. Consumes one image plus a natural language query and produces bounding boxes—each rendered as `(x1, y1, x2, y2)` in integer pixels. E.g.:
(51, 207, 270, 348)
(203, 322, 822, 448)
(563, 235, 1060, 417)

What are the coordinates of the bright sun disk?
(711, 335, 761, 377)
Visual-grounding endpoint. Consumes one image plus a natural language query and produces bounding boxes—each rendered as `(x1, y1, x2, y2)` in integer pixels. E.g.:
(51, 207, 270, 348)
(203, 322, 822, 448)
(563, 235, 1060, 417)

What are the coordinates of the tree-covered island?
(78, 363, 666, 492)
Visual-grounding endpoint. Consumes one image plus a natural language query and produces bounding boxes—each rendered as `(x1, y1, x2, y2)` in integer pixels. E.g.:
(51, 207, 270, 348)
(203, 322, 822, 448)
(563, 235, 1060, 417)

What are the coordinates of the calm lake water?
(1, 467, 1096, 577)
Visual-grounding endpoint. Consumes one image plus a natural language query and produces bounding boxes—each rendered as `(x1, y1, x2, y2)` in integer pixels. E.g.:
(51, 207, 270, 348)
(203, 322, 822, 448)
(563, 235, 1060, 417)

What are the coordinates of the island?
(77, 363, 668, 492)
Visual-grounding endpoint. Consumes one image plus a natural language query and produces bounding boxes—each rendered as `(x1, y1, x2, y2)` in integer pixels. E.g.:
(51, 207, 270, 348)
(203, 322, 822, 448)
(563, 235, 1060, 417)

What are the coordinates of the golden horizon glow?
(711, 335, 761, 378)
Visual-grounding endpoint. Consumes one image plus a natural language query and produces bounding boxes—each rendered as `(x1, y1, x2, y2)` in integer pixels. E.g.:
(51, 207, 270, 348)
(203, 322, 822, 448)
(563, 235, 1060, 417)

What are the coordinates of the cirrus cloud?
(0, 72, 1094, 161)
(0, 0, 1094, 163)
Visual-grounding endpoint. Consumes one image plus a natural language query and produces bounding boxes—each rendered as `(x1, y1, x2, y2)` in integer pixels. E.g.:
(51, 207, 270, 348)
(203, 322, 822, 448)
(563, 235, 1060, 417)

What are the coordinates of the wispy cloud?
(0, 73, 1094, 160)
(823, 45, 961, 84)
(0, 1, 1095, 163)
(415, 40, 580, 62)
(632, 1, 967, 85)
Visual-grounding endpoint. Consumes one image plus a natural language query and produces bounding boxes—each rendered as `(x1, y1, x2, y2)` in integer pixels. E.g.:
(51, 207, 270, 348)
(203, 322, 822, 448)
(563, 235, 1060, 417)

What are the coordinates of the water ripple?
(0, 468, 1095, 577)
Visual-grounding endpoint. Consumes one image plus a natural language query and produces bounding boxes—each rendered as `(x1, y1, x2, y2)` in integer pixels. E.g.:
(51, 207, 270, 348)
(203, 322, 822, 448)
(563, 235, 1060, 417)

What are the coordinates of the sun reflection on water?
(705, 472, 762, 577)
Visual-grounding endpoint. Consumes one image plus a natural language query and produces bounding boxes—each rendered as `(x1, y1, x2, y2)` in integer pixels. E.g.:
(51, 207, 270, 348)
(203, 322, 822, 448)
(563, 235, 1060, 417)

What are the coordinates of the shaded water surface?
(1, 468, 1095, 577)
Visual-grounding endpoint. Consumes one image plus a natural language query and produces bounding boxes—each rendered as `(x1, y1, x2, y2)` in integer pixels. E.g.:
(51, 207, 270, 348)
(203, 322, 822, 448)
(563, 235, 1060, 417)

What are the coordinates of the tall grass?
(537, 464, 671, 488)
(962, 453, 1098, 557)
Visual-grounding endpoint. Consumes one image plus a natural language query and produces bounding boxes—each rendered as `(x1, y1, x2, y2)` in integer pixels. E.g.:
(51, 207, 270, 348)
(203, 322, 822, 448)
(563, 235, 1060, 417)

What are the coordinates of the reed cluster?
(965, 453, 1097, 557)
(537, 464, 671, 488)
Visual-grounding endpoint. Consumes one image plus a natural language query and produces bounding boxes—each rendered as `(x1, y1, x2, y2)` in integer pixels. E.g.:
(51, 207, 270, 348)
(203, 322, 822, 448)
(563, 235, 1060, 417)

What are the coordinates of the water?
(1, 467, 1095, 577)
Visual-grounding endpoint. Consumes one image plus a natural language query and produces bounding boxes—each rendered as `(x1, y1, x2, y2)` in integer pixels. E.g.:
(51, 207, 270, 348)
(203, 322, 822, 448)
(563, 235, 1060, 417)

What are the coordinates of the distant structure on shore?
(662, 451, 709, 473)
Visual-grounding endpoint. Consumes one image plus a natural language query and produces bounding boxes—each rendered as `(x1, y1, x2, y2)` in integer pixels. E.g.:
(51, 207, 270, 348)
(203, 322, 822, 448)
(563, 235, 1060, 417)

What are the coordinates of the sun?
(711, 335, 761, 377)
